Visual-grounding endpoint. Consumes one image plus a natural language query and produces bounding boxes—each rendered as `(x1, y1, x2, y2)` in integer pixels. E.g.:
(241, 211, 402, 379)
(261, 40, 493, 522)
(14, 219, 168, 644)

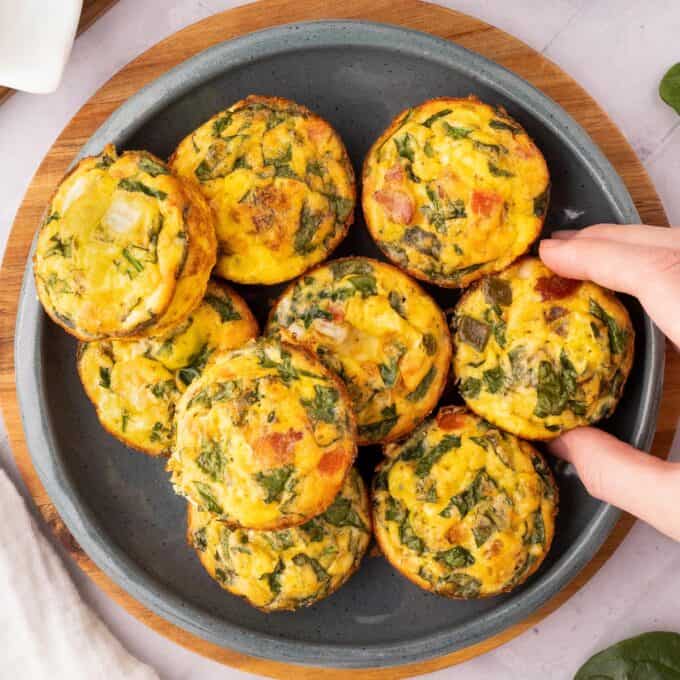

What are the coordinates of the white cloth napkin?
(0, 469, 159, 680)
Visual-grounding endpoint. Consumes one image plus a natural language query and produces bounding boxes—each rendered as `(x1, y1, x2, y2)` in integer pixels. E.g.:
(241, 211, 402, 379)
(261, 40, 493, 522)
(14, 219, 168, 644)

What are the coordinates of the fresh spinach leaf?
(574, 631, 680, 680)
(660, 63, 680, 115)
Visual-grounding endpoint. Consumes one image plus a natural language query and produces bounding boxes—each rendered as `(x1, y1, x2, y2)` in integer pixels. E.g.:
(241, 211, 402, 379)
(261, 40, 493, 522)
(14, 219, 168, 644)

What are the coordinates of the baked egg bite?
(372, 406, 557, 599)
(169, 95, 355, 285)
(453, 257, 634, 439)
(187, 468, 371, 611)
(168, 338, 356, 530)
(77, 281, 258, 456)
(267, 257, 451, 445)
(362, 97, 550, 287)
(34, 145, 217, 340)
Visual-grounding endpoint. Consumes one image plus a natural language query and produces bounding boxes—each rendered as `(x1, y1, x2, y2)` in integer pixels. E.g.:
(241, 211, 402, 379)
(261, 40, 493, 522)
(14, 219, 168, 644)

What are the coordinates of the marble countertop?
(1, 1, 678, 678)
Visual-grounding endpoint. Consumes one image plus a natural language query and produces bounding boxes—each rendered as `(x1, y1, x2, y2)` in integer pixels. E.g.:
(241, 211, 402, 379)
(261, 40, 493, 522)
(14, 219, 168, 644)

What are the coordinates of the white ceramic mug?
(0, 0, 83, 94)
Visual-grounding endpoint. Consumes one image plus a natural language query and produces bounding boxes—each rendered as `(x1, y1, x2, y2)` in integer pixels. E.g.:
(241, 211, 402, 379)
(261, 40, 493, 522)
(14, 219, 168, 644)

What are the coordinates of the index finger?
(551, 224, 679, 249)
(539, 236, 680, 343)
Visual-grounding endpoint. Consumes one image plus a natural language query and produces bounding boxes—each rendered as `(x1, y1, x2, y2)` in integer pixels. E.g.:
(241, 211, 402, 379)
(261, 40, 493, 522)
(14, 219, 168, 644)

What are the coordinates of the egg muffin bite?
(169, 338, 356, 530)
(267, 257, 451, 445)
(169, 95, 355, 285)
(453, 257, 634, 439)
(372, 406, 557, 599)
(362, 97, 550, 287)
(34, 145, 216, 340)
(187, 468, 371, 611)
(77, 281, 258, 456)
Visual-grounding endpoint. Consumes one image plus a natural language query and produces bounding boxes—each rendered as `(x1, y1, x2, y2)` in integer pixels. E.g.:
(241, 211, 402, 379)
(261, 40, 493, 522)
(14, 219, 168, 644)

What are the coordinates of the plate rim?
(14, 19, 665, 668)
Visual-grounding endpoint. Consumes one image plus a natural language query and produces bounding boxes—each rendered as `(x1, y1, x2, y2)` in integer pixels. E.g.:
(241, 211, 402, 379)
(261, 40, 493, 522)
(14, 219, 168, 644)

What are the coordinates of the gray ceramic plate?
(15, 20, 664, 668)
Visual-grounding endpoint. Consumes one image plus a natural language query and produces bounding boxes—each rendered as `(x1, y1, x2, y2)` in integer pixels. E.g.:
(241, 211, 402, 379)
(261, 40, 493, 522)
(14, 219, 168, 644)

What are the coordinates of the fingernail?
(550, 229, 579, 240)
(539, 238, 563, 249)
(546, 436, 574, 462)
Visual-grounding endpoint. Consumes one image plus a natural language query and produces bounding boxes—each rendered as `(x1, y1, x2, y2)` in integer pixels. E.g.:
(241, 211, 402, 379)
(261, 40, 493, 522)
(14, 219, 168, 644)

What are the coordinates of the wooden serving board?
(0, 1, 676, 677)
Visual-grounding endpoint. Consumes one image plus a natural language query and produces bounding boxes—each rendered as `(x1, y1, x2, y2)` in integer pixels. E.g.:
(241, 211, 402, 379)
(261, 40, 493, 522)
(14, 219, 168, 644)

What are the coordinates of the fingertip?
(545, 427, 601, 463)
(549, 229, 579, 240)
(545, 431, 575, 462)
(538, 238, 569, 268)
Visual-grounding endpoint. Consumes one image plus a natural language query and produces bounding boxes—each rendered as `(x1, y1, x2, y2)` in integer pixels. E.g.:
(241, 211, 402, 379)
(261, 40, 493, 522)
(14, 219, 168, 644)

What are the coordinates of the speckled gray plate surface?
(15, 20, 664, 668)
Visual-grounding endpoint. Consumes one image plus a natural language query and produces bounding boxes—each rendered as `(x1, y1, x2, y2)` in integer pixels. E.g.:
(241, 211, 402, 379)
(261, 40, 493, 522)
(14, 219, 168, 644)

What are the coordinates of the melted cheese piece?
(168, 338, 357, 530)
(373, 407, 557, 598)
(34, 145, 216, 340)
(78, 281, 258, 455)
(453, 257, 634, 439)
(362, 97, 549, 287)
(170, 95, 355, 284)
(187, 469, 371, 611)
(267, 258, 451, 444)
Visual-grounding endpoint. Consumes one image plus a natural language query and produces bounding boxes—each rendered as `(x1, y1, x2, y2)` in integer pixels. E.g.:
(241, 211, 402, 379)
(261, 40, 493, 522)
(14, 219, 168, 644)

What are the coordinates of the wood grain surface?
(0, 0, 120, 106)
(0, 1, 675, 677)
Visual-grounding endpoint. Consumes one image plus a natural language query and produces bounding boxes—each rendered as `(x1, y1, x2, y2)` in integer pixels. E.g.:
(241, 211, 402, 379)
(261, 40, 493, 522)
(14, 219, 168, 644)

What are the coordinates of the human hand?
(539, 224, 680, 541)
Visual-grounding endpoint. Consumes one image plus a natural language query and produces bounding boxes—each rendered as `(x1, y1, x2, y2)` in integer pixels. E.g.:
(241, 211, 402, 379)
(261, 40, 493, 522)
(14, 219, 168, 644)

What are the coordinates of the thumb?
(548, 427, 680, 541)
(539, 236, 680, 345)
